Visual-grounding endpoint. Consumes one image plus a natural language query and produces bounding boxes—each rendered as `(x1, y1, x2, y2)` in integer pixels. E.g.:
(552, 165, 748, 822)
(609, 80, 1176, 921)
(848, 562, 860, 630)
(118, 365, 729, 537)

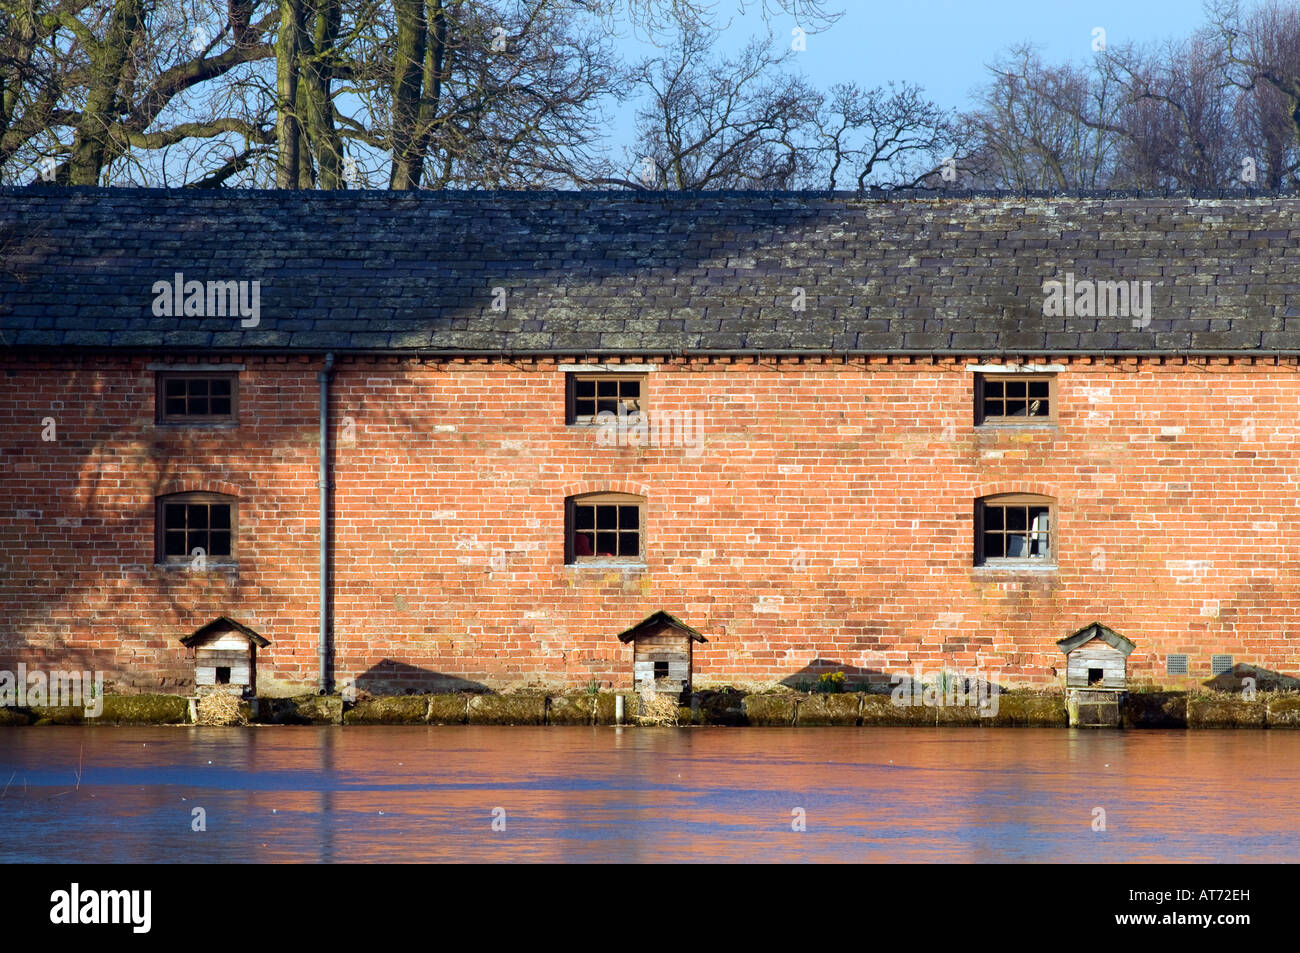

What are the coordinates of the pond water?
(0, 726, 1295, 863)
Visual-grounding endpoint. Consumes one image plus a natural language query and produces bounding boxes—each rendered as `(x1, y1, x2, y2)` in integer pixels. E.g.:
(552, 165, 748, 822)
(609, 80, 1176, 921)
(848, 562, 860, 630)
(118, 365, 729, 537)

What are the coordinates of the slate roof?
(180, 616, 270, 648)
(2, 186, 1300, 355)
(1057, 623, 1136, 656)
(616, 610, 708, 643)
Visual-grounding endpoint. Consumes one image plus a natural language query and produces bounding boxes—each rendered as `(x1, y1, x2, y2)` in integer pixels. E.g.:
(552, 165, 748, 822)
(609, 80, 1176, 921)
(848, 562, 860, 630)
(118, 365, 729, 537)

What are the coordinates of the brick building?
(2, 187, 1299, 696)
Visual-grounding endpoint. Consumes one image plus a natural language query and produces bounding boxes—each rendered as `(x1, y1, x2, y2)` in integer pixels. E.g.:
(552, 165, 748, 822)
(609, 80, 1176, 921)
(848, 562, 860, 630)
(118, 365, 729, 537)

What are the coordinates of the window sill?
(975, 421, 1057, 431)
(155, 561, 239, 572)
(565, 560, 648, 571)
(155, 421, 240, 429)
(566, 419, 644, 429)
(972, 562, 1057, 573)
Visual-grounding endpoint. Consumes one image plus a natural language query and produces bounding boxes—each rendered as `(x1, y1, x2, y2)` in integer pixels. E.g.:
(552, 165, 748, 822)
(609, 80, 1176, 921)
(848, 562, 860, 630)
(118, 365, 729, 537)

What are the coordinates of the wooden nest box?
(1057, 622, 1135, 691)
(617, 611, 706, 696)
(180, 617, 269, 698)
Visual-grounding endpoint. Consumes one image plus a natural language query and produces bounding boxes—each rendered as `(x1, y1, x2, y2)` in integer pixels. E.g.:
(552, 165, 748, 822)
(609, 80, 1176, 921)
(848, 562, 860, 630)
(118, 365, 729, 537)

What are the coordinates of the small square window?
(976, 374, 1054, 425)
(566, 493, 644, 564)
(1166, 654, 1189, 676)
(215, 667, 232, 684)
(653, 661, 669, 680)
(566, 373, 644, 425)
(157, 494, 237, 565)
(157, 373, 238, 423)
(975, 495, 1055, 567)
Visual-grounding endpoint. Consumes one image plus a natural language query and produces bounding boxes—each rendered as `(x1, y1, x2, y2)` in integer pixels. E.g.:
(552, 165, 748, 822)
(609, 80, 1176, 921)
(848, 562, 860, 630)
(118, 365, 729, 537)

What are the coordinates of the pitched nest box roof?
(180, 616, 269, 648)
(1056, 622, 1135, 657)
(615, 610, 707, 644)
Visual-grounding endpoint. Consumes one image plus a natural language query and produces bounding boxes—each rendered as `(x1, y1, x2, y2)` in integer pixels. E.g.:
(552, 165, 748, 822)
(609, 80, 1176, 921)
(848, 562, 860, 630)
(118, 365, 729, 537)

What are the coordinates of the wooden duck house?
(181, 617, 269, 697)
(617, 611, 706, 696)
(1056, 622, 1135, 727)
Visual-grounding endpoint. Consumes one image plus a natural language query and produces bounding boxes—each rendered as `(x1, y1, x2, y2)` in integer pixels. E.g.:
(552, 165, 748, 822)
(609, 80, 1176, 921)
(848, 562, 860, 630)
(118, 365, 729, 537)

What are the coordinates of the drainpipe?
(318, 353, 335, 694)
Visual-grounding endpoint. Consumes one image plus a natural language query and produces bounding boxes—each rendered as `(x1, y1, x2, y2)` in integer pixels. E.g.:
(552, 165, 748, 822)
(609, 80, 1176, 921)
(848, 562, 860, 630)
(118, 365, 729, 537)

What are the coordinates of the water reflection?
(0, 726, 1295, 862)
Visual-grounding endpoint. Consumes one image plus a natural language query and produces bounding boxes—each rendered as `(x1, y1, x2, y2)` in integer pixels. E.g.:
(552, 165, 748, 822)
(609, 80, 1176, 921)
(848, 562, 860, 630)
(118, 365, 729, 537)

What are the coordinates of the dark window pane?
(575, 379, 595, 398)
(164, 505, 186, 529)
(186, 530, 207, 555)
(1028, 381, 1049, 398)
(618, 505, 639, 529)
(1006, 381, 1026, 398)
(210, 379, 232, 397)
(984, 533, 1004, 558)
(210, 397, 232, 416)
(618, 532, 639, 556)
(1005, 400, 1027, 416)
(189, 397, 209, 416)
(187, 505, 208, 529)
(1028, 398, 1047, 416)
(596, 398, 618, 415)
(984, 507, 1003, 530)
(595, 532, 617, 555)
(1006, 507, 1027, 531)
(165, 531, 187, 556)
(983, 399, 1002, 419)
(189, 379, 209, 397)
(166, 398, 187, 417)
(622, 381, 640, 398)
(984, 380, 1003, 397)
(575, 398, 595, 417)
(597, 380, 618, 397)
(1006, 534, 1028, 557)
(209, 506, 231, 530)
(208, 532, 231, 557)
(165, 379, 186, 397)
(575, 507, 594, 530)
(595, 506, 617, 530)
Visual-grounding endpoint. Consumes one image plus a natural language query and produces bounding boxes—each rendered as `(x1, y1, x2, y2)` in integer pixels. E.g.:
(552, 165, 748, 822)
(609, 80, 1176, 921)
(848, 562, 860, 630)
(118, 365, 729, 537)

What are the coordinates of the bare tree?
(1099, 34, 1240, 189)
(0, 0, 276, 187)
(378, 0, 617, 190)
(619, 23, 816, 189)
(1214, 0, 1300, 187)
(965, 45, 1127, 189)
(812, 80, 968, 190)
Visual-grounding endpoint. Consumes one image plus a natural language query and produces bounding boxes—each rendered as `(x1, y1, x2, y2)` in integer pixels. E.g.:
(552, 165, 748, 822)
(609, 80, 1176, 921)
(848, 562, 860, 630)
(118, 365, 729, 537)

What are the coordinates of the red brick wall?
(3, 353, 1298, 695)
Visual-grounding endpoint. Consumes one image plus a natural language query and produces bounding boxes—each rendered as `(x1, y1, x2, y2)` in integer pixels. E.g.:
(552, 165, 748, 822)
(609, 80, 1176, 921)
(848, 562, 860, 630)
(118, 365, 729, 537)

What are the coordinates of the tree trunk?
(301, 0, 342, 189)
(275, 0, 305, 188)
(68, 0, 144, 185)
(389, 0, 428, 189)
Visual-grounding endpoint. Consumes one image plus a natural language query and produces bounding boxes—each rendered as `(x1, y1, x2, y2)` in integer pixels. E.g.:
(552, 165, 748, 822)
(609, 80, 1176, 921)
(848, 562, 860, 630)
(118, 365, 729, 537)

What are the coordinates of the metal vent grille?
(1211, 654, 1234, 676)
(1166, 654, 1189, 676)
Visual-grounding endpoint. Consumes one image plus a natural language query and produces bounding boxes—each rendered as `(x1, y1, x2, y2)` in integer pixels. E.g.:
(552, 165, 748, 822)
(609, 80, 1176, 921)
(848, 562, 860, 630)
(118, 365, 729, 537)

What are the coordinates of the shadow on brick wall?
(352, 658, 489, 695)
(1204, 663, 1300, 693)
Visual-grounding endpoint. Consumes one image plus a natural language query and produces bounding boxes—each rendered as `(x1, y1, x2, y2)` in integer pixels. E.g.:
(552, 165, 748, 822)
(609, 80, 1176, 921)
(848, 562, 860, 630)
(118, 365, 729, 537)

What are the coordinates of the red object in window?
(574, 533, 594, 556)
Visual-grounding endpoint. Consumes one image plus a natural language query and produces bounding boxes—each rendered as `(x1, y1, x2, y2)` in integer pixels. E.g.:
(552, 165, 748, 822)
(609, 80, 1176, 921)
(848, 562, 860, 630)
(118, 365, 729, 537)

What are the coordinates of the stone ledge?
(0, 689, 1292, 729)
(467, 694, 547, 725)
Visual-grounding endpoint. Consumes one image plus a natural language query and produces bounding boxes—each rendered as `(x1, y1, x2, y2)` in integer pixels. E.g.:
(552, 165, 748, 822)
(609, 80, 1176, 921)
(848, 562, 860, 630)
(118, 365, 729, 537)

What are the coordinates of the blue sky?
(603, 0, 1212, 153)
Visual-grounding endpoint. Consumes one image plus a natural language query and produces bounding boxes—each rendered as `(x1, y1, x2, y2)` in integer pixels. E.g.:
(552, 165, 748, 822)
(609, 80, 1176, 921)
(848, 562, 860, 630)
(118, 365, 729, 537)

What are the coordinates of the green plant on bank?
(814, 671, 846, 694)
(930, 670, 956, 696)
(585, 679, 600, 696)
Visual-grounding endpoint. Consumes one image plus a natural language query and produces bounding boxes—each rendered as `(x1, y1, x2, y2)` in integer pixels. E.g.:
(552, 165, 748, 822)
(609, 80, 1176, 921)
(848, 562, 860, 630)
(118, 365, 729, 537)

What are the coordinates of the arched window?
(975, 494, 1054, 566)
(565, 493, 645, 564)
(156, 492, 238, 565)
